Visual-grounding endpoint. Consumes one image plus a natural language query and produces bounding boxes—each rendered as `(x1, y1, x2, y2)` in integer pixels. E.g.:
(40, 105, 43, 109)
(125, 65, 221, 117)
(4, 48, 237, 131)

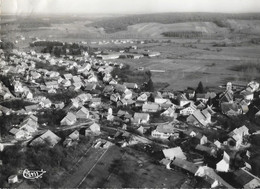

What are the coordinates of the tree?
(196, 81, 204, 94)
(145, 79, 154, 92)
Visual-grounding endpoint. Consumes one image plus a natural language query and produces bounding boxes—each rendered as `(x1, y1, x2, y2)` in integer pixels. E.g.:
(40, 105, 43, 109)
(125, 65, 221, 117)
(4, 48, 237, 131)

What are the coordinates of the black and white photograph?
(1, 0, 260, 188)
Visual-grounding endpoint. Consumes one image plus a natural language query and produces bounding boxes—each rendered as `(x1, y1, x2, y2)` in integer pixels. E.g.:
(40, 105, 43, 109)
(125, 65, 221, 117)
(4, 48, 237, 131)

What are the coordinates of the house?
(240, 90, 254, 101)
(60, 112, 77, 126)
(87, 73, 98, 83)
(54, 102, 65, 109)
(72, 76, 82, 84)
(233, 169, 260, 189)
(63, 130, 80, 147)
(195, 133, 208, 145)
(137, 126, 145, 135)
(136, 93, 149, 106)
(123, 89, 133, 100)
(117, 110, 132, 119)
(103, 73, 112, 83)
(9, 128, 29, 139)
(24, 104, 39, 113)
(187, 109, 211, 126)
(103, 85, 114, 96)
(160, 106, 177, 118)
(19, 117, 38, 134)
(84, 83, 97, 91)
(142, 103, 160, 113)
(246, 81, 259, 92)
(61, 79, 71, 87)
(90, 98, 101, 108)
(76, 93, 92, 103)
(117, 99, 128, 107)
(151, 123, 178, 139)
(109, 79, 118, 85)
(177, 94, 191, 107)
(154, 94, 169, 104)
(39, 98, 52, 108)
(8, 175, 19, 184)
(73, 82, 82, 91)
(30, 130, 61, 147)
(196, 92, 216, 103)
(114, 84, 127, 93)
(185, 130, 197, 137)
(86, 122, 100, 135)
(133, 113, 150, 124)
(75, 106, 89, 119)
(23, 90, 33, 99)
(216, 151, 230, 172)
(63, 73, 73, 80)
(163, 147, 187, 160)
(0, 105, 12, 115)
(123, 82, 138, 89)
(45, 81, 59, 89)
(110, 93, 121, 103)
(219, 90, 233, 103)
(221, 102, 242, 116)
(229, 125, 249, 148)
(179, 103, 197, 116)
(184, 88, 195, 99)
(214, 140, 222, 148)
(162, 91, 174, 99)
(77, 63, 91, 73)
(64, 99, 80, 111)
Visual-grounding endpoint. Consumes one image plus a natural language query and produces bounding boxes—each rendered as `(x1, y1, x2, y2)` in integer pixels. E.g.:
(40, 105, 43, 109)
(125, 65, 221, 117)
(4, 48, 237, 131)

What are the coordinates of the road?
(102, 125, 168, 147)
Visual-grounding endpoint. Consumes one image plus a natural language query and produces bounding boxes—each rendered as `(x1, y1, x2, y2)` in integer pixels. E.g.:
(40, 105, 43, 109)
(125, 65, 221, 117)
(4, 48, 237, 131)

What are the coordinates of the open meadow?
(1, 13, 260, 90)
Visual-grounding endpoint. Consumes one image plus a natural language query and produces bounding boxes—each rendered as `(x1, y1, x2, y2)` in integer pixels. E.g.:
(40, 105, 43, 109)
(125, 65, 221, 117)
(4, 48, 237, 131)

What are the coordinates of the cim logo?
(23, 169, 46, 179)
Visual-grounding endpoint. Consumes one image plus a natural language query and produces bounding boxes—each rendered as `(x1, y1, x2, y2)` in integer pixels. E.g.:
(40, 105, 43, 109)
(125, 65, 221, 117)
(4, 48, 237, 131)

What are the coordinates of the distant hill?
(89, 12, 260, 33)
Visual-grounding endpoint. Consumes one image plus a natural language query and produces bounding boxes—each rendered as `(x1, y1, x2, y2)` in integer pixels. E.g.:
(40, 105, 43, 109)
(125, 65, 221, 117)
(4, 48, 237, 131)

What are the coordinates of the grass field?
(72, 145, 188, 188)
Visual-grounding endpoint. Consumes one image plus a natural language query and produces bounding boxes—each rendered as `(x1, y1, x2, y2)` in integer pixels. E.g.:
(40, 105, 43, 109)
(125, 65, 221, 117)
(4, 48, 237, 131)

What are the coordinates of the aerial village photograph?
(1, 0, 260, 188)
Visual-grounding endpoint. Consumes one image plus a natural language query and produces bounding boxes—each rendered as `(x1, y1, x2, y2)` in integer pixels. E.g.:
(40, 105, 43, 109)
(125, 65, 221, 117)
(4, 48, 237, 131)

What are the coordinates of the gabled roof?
(32, 130, 61, 147)
(221, 102, 240, 114)
(117, 110, 130, 117)
(103, 85, 114, 93)
(24, 114, 38, 122)
(64, 112, 77, 122)
(142, 103, 160, 110)
(123, 82, 138, 89)
(9, 128, 23, 135)
(134, 113, 149, 120)
(155, 124, 176, 134)
(197, 92, 216, 99)
(137, 93, 148, 101)
(68, 130, 79, 140)
(163, 147, 186, 160)
(230, 125, 249, 137)
(72, 76, 82, 83)
(91, 98, 101, 103)
(76, 106, 89, 115)
(63, 73, 73, 80)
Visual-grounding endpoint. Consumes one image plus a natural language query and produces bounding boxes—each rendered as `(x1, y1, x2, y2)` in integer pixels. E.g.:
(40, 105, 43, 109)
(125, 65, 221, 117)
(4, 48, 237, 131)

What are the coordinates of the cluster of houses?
(1, 41, 260, 188)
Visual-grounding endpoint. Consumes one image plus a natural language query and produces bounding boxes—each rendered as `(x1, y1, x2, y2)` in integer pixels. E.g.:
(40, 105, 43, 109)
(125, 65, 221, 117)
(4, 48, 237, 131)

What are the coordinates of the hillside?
(89, 12, 260, 33)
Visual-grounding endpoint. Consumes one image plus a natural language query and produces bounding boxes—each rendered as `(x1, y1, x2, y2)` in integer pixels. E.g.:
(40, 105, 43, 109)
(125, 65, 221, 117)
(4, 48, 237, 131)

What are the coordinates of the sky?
(2, 0, 260, 15)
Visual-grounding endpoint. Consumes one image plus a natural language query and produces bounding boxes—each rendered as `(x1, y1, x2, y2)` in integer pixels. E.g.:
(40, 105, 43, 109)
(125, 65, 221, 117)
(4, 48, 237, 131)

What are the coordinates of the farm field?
(71, 145, 188, 188)
(1, 13, 260, 90)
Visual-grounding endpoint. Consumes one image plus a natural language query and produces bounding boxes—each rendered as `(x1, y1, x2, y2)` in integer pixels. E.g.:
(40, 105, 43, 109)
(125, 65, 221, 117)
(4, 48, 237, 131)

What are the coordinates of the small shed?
(8, 175, 18, 184)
